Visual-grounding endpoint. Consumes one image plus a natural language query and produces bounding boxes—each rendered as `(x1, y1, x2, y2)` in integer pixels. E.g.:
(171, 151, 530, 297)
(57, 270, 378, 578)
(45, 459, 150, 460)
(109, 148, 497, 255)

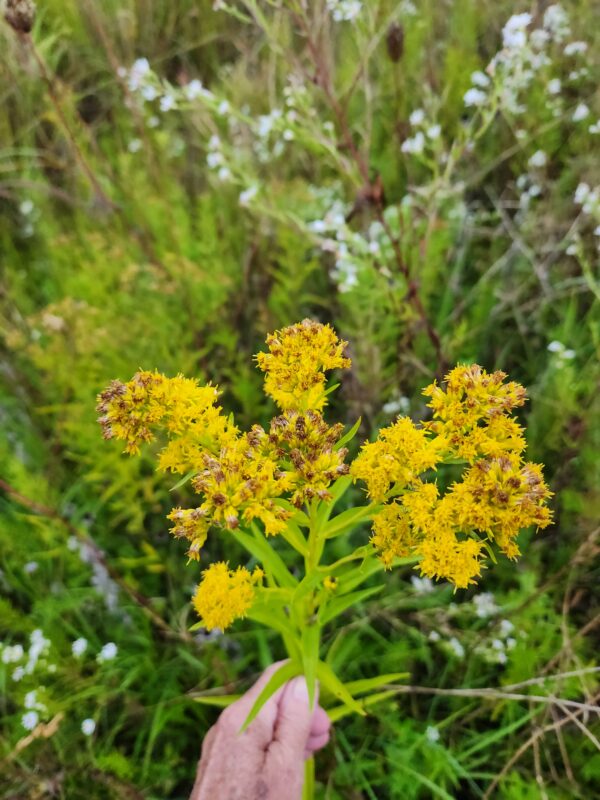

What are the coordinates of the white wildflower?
(23, 561, 38, 574)
(72, 638, 88, 657)
(401, 131, 425, 155)
(502, 13, 532, 50)
(543, 4, 571, 41)
(12, 666, 25, 682)
(81, 718, 96, 736)
(409, 108, 425, 126)
(471, 70, 490, 88)
(547, 78, 561, 95)
(425, 725, 440, 743)
(239, 186, 258, 206)
(564, 41, 587, 56)
(463, 88, 487, 107)
(97, 642, 118, 663)
(448, 637, 465, 659)
(427, 124, 441, 139)
(22, 711, 39, 731)
(473, 592, 498, 618)
(499, 619, 515, 637)
(572, 103, 589, 122)
(19, 199, 34, 215)
(411, 576, 434, 594)
(2, 644, 24, 664)
(528, 150, 547, 168)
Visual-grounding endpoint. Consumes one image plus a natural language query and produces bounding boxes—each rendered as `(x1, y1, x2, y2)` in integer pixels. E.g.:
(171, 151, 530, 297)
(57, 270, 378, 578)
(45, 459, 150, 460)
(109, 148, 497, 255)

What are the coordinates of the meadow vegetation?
(1, 1, 599, 798)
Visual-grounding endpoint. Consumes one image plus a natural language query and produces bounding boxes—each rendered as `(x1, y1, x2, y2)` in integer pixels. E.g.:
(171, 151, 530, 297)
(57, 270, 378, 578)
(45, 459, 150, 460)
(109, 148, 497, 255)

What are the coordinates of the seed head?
(4, 0, 36, 34)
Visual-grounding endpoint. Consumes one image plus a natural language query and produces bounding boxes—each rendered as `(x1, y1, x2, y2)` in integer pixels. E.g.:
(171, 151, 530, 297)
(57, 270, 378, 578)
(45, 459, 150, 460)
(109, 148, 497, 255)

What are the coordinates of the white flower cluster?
(463, 5, 591, 119)
(475, 618, 518, 666)
(308, 202, 394, 292)
(401, 108, 442, 156)
(325, 0, 362, 23)
(547, 340, 576, 361)
(2, 628, 51, 682)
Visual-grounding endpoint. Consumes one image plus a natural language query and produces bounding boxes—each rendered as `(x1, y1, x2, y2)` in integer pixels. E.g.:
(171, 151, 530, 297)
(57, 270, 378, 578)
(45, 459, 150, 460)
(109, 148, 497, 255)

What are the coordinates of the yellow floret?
(256, 319, 351, 411)
(192, 562, 263, 631)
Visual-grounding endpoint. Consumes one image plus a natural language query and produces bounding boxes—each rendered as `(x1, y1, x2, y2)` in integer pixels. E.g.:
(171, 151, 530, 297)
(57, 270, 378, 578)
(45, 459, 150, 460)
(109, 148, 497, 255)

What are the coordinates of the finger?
(309, 704, 331, 738)
(218, 660, 289, 742)
(305, 729, 331, 754)
(271, 676, 316, 754)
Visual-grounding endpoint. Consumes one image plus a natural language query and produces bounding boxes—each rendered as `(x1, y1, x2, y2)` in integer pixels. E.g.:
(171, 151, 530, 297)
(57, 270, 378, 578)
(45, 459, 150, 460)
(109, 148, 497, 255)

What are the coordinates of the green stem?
(303, 756, 315, 800)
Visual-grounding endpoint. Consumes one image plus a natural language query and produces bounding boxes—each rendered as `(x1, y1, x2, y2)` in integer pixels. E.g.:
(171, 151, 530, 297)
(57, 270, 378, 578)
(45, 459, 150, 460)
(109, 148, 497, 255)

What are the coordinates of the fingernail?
(290, 676, 309, 703)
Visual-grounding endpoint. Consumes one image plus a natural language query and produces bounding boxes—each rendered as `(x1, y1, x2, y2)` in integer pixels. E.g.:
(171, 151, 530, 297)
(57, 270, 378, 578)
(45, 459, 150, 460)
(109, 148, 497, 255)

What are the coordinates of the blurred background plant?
(0, 0, 598, 798)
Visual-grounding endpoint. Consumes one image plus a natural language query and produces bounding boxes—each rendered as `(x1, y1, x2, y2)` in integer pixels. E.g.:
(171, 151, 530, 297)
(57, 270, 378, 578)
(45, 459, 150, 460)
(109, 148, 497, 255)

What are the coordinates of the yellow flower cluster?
(350, 417, 441, 501)
(356, 366, 552, 588)
(256, 318, 351, 411)
(192, 563, 263, 631)
(422, 365, 527, 463)
(98, 321, 351, 628)
(96, 370, 236, 469)
(269, 410, 350, 506)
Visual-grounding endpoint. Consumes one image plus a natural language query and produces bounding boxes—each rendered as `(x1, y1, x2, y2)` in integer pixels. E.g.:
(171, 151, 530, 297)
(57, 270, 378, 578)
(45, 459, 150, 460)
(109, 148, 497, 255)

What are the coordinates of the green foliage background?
(1, 1, 598, 798)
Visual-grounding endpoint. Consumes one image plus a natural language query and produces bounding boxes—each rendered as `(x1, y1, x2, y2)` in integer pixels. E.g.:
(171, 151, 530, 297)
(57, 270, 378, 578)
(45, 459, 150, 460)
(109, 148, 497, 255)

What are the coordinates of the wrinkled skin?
(190, 663, 331, 800)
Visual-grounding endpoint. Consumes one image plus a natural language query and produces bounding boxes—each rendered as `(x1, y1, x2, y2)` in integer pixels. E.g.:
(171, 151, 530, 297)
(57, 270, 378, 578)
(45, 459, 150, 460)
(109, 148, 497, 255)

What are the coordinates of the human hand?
(190, 662, 331, 800)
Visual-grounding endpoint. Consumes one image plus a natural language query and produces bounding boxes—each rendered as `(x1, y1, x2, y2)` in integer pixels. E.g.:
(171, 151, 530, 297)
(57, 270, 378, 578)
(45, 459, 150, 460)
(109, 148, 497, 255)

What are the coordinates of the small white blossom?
(473, 592, 498, 618)
(471, 70, 490, 88)
(502, 13, 532, 50)
(528, 150, 547, 168)
(23, 561, 38, 574)
(97, 642, 118, 663)
(128, 138, 142, 154)
(543, 5, 571, 41)
(218, 100, 230, 116)
(239, 186, 258, 206)
(184, 79, 205, 100)
(564, 41, 587, 56)
(141, 85, 158, 102)
(464, 88, 487, 107)
(20, 199, 34, 215)
(499, 619, 515, 637)
(81, 718, 96, 736)
(2, 644, 24, 664)
(72, 638, 88, 657)
(411, 576, 434, 594)
(548, 340, 565, 352)
(217, 166, 232, 182)
(159, 93, 176, 113)
(448, 637, 465, 659)
(428, 630, 441, 642)
(574, 182, 590, 205)
(12, 666, 25, 682)
(547, 78, 561, 95)
(401, 131, 425, 154)
(409, 108, 425, 126)
(427, 124, 441, 139)
(425, 725, 440, 743)
(22, 711, 39, 731)
(572, 103, 590, 122)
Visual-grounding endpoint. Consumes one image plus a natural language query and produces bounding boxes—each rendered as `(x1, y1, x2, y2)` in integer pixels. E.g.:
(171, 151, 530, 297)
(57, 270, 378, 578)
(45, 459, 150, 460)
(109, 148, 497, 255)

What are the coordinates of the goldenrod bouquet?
(97, 319, 551, 785)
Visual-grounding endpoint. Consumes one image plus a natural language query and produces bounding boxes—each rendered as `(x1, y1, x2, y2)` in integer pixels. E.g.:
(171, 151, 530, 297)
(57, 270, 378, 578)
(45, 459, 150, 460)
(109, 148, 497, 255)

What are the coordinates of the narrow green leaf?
(318, 585, 384, 625)
(334, 417, 362, 451)
(344, 673, 409, 696)
(192, 694, 241, 708)
(169, 469, 196, 492)
(316, 660, 365, 716)
(240, 660, 301, 732)
(323, 505, 375, 539)
(231, 527, 297, 588)
(327, 475, 353, 506)
(279, 521, 308, 556)
(327, 689, 400, 722)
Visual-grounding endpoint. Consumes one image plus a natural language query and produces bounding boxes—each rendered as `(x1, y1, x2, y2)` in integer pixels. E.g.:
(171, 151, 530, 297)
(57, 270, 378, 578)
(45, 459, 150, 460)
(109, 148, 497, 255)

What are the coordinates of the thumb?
(272, 677, 317, 756)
